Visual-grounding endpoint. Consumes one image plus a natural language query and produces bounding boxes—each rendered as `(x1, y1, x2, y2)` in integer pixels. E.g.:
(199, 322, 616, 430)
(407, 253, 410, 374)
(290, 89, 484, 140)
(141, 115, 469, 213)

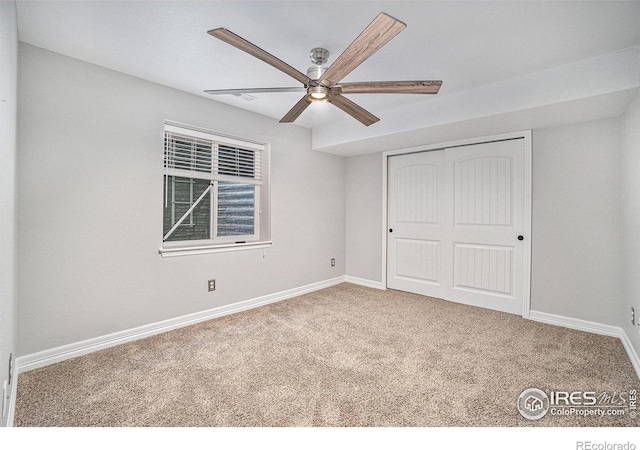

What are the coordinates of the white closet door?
(387, 138, 527, 315)
(387, 149, 446, 299)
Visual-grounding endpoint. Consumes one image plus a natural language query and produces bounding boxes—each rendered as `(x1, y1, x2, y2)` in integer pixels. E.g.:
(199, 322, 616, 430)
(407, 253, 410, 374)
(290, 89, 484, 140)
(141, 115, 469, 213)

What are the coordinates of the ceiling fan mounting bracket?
(309, 47, 330, 65)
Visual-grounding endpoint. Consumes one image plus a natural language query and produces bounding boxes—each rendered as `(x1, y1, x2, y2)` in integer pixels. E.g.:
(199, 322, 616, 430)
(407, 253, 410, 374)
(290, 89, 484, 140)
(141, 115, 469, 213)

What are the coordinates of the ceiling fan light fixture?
(308, 86, 330, 102)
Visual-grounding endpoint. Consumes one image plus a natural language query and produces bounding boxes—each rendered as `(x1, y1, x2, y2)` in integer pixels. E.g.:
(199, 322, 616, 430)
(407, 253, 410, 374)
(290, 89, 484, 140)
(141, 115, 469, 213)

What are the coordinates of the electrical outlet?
(331, 258, 336, 267)
(208, 279, 216, 292)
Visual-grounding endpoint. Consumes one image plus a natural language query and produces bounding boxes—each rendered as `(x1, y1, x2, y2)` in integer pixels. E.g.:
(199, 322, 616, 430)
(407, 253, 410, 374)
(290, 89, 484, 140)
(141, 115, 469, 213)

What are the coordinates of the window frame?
(160, 122, 271, 257)
(171, 177, 195, 227)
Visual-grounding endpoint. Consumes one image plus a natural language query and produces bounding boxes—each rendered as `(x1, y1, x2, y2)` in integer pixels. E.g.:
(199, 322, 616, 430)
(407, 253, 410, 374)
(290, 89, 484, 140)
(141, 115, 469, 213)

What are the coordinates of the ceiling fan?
(205, 12, 442, 126)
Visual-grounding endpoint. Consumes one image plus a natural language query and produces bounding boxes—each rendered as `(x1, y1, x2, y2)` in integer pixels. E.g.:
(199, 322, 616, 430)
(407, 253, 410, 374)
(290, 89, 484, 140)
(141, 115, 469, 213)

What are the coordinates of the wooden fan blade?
(205, 87, 307, 95)
(335, 80, 442, 95)
(279, 96, 311, 123)
(208, 28, 314, 86)
(317, 13, 406, 87)
(330, 95, 379, 126)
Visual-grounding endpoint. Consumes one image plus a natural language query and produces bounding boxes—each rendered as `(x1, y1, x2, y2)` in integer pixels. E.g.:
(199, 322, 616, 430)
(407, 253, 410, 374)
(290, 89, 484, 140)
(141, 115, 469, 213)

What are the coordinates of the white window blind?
(216, 145, 261, 180)
(164, 132, 212, 174)
(164, 124, 262, 184)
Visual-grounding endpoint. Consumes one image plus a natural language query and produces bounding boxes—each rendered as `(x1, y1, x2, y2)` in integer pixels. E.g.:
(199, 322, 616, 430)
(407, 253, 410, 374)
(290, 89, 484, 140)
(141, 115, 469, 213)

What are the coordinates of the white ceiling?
(15, 1, 640, 155)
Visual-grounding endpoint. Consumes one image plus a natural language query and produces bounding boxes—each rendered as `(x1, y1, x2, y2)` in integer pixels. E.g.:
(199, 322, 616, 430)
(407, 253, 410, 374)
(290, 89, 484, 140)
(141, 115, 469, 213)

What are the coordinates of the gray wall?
(531, 118, 622, 325)
(622, 89, 640, 355)
(345, 153, 383, 282)
(0, 1, 18, 427)
(345, 118, 624, 326)
(17, 44, 346, 356)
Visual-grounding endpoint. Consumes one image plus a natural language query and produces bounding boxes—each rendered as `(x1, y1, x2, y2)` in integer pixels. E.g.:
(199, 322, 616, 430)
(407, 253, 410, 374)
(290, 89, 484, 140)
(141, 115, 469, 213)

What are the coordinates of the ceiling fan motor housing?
(307, 65, 327, 80)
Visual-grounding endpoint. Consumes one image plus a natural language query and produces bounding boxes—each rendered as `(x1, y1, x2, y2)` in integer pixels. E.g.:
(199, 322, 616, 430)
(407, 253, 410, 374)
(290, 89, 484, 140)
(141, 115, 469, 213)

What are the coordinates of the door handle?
(517, 235, 524, 241)
(389, 229, 393, 233)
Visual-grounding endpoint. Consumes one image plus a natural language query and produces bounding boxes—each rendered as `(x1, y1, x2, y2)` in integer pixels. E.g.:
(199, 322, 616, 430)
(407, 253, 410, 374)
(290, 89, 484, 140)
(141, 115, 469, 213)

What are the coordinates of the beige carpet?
(14, 283, 640, 427)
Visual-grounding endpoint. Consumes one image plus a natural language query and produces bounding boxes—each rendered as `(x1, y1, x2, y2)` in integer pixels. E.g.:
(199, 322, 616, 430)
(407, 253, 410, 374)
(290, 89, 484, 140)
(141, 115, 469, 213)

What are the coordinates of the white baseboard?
(16, 276, 346, 375)
(344, 276, 386, 290)
(6, 370, 17, 427)
(530, 310, 640, 380)
(529, 310, 621, 337)
(619, 328, 640, 382)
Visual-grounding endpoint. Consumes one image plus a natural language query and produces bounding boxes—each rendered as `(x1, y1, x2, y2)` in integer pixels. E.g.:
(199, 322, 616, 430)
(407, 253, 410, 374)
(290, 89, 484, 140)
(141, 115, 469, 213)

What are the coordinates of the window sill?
(159, 241, 272, 258)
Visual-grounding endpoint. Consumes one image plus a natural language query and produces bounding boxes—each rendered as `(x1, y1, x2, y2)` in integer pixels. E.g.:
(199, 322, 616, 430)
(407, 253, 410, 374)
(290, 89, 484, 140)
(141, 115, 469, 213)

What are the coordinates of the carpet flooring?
(13, 283, 640, 426)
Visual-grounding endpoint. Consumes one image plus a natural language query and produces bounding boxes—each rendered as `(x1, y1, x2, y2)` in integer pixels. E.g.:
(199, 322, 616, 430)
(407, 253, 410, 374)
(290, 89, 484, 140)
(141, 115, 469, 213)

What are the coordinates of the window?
(160, 123, 270, 256)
